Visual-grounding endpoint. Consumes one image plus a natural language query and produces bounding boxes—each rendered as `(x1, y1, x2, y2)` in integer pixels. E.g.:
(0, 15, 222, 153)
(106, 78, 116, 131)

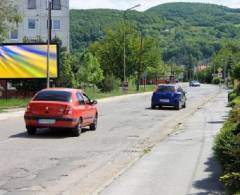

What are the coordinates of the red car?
(24, 88, 98, 136)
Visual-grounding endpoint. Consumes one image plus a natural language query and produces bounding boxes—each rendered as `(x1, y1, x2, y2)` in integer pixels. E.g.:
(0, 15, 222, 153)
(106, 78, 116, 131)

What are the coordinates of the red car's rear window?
(33, 91, 72, 102)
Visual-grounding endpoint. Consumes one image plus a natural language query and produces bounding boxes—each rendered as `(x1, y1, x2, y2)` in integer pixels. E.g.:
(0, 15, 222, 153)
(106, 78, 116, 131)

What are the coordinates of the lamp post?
(123, 4, 141, 83)
(46, 0, 52, 88)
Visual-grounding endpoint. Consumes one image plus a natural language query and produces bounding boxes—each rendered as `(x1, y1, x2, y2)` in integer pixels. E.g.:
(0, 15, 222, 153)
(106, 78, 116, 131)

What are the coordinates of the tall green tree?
(76, 52, 104, 87)
(89, 22, 163, 90)
(56, 52, 76, 88)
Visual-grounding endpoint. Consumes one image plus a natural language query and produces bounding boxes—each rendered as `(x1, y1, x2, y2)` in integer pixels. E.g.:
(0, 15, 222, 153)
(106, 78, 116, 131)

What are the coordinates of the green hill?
(70, 9, 164, 52)
(70, 3, 240, 65)
(147, 2, 240, 26)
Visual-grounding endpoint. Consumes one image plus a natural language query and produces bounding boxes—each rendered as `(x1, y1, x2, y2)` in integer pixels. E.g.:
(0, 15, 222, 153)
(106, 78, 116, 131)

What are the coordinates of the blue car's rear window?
(157, 86, 175, 93)
(34, 91, 71, 102)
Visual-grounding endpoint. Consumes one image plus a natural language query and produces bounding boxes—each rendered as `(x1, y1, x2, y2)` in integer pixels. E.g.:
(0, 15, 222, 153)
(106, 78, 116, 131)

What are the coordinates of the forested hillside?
(70, 9, 164, 51)
(147, 2, 240, 26)
(70, 2, 240, 67)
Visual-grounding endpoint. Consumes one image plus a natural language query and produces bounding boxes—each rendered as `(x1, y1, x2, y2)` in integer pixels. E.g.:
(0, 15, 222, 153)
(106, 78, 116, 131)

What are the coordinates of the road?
(101, 86, 229, 195)
(0, 84, 228, 195)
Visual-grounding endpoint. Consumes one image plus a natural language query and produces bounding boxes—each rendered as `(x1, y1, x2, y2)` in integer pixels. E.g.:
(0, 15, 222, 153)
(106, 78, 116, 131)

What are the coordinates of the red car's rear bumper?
(24, 115, 79, 128)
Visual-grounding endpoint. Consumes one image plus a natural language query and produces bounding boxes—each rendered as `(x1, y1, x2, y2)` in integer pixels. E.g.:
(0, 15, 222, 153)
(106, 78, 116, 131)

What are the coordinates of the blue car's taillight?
(174, 92, 181, 98)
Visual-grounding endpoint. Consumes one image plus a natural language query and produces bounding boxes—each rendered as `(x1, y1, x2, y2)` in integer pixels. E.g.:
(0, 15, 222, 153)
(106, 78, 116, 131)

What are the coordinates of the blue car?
(151, 84, 186, 110)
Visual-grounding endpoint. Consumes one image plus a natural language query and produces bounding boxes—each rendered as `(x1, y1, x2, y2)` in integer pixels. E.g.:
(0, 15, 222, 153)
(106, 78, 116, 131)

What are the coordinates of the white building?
(7, 0, 69, 50)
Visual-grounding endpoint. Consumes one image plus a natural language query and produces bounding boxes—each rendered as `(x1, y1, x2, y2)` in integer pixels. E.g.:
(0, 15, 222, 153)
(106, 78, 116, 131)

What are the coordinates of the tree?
(135, 35, 163, 90)
(89, 22, 136, 80)
(0, 0, 21, 42)
(56, 52, 76, 88)
(233, 63, 240, 81)
(76, 52, 104, 87)
(89, 22, 163, 90)
(208, 41, 240, 85)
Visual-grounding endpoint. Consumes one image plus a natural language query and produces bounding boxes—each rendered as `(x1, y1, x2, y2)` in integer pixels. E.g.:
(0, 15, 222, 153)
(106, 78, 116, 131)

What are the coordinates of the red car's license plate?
(38, 119, 56, 125)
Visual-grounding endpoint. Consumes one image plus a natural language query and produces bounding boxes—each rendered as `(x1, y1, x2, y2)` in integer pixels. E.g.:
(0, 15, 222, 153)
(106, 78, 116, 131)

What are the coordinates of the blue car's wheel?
(175, 102, 181, 110)
(151, 104, 156, 109)
(183, 101, 186, 108)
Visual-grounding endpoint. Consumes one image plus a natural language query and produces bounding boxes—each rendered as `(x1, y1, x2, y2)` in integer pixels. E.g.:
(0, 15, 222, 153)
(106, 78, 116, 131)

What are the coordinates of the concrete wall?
(6, 0, 69, 50)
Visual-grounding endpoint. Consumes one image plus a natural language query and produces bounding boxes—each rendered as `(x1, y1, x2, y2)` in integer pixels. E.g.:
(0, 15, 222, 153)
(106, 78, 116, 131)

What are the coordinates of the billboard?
(0, 43, 59, 79)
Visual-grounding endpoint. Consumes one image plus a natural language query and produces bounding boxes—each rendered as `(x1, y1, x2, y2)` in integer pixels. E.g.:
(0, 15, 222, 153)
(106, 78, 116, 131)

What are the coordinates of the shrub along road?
(0, 84, 228, 195)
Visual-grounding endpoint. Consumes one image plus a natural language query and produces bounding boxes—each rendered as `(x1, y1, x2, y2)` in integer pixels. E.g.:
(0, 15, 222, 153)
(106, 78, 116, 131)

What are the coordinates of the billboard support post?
(4, 80, 8, 100)
(47, 0, 52, 88)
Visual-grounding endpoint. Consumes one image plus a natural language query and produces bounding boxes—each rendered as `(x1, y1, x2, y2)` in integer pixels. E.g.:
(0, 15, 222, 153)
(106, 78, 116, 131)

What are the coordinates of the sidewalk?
(101, 89, 229, 195)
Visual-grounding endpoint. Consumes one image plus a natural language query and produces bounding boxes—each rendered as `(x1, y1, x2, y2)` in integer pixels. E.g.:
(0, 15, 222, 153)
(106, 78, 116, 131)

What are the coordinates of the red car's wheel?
(26, 126, 37, 135)
(72, 120, 82, 137)
(90, 114, 98, 131)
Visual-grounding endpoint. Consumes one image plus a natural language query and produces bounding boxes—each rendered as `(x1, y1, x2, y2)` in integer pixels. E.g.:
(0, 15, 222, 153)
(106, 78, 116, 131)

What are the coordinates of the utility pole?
(47, 0, 52, 88)
(140, 32, 144, 92)
(123, 12, 126, 83)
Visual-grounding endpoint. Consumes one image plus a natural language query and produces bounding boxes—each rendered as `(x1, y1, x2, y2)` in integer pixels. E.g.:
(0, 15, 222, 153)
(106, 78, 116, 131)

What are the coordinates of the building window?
(53, 20, 60, 30)
(10, 29, 18, 39)
(47, 0, 61, 10)
(28, 19, 36, 29)
(52, 0, 61, 10)
(47, 20, 61, 30)
(28, 0, 36, 9)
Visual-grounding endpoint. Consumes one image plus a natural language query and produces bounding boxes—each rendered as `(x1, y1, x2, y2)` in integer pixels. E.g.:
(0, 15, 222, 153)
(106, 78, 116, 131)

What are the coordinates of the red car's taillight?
(25, 105, 32, 114)
(64, 105, 72, 115)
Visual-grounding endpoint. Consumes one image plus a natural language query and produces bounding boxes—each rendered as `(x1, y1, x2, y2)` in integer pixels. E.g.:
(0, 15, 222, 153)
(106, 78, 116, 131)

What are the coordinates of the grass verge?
(0, 85, 156, 111)
(0, 98, 30, 110)
(85, 85, 155, 100)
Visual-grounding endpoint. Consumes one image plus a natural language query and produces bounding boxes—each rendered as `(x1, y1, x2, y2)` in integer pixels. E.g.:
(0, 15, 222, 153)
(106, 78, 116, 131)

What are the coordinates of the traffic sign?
(217, 68, 223, 73)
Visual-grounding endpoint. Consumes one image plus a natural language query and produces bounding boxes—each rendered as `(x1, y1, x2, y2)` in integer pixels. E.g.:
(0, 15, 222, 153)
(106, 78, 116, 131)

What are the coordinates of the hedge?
(214, 94, 240, 195)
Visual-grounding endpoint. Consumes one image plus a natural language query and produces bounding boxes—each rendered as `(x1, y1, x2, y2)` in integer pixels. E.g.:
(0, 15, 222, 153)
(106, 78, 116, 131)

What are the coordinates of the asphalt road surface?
(0, 84, 228, 195)
(101, 85, 229, 195)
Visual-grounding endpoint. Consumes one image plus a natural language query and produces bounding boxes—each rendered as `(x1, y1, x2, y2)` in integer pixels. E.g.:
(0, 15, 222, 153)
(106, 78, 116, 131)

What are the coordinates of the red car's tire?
(72, 120, 82, 137)
(26, 126, 37, 135)
(90, 114, 98, 131)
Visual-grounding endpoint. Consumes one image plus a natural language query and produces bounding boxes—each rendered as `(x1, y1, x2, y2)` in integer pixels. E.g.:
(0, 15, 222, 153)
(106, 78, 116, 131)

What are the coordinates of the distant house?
(195, 64, 208, 72)
(6, 0, 69, 50)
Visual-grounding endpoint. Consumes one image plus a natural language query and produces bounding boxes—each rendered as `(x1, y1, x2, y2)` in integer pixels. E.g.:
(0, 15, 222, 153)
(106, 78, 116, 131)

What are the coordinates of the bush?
(230, 97, 240, 107)
(229, 106, 240, 123)
(236, 82, 240, 95)
(214, 101, 240, 194)
(99, 75, 120, 92)
(220, 173, 240, 194)
(229, 91, 238, 102)
(214, 121, 240, 170)
(212, 77, 221, 84)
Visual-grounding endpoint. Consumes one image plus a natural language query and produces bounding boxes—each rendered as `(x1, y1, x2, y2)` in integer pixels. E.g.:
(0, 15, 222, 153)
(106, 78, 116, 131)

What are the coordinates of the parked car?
(151, 84, 186, 110)
(24, 88, 98, 137)
(189, 80, 200, 87)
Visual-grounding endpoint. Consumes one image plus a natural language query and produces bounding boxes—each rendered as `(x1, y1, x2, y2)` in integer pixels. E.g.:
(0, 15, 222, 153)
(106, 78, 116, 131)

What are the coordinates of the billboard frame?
(0, 42, 60, 80)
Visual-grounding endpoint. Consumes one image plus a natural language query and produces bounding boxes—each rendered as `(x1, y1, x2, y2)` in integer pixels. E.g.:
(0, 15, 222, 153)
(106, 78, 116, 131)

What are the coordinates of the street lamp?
(123, 4, 141, 83)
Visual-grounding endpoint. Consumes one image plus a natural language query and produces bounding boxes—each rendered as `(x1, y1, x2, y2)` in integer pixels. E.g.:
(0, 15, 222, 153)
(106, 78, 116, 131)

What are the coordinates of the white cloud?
(70, 0, 240, 11)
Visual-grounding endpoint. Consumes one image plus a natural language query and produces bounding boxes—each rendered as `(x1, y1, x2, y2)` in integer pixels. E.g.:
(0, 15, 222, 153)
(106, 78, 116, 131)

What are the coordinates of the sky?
(69, 0, 240, 11)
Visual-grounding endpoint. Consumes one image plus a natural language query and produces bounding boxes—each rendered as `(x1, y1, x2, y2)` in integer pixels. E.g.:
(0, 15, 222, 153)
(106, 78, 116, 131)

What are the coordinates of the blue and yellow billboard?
(0, 44, 59, 79)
